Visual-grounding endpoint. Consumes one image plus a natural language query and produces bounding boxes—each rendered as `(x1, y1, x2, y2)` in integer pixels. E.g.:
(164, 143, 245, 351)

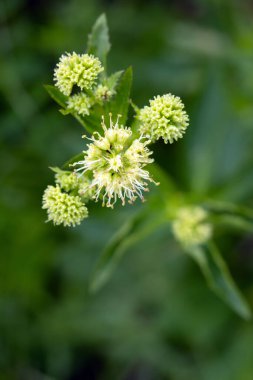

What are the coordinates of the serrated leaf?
(104, 67, 132, 125)
(105, 70, 123, 90)
(87, 14, 111, 70)
(44, 85, 68, 108)
(90, 207, 168, 292)
(187, 243, 251, 319)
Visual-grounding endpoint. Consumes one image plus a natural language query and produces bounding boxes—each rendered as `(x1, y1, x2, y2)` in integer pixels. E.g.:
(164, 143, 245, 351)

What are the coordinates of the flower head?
(137, 94, 189, 144)
(67, 93, 93, 116)
(73, 115, 155, 208)
(54, 52, 104, 96)
(172, 206, 212, 246)
(55, 171, 79, 192)
(42, 185, 88, 227)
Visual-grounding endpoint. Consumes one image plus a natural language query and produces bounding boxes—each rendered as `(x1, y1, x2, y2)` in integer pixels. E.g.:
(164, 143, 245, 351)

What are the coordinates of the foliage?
(43, 12, 252, 321)
(1, 1, 253, 379)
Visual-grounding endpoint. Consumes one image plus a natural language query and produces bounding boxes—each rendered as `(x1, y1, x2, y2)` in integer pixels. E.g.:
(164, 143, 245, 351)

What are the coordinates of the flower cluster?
(67, 93, 93, 116)
(73, 115, 155, 208)
(44, 49, 190, 227)
(54, 52, 103, 96)
(137, 94, 189, 144)
(55, 169, 80, 192)
(172, 206, 212, 246)
(53, 52, 118, 118)
(42, 185, 88, 227)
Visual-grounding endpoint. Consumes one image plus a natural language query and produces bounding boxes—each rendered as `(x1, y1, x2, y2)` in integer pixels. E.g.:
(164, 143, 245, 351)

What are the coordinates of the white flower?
(73, 115, 156, 208)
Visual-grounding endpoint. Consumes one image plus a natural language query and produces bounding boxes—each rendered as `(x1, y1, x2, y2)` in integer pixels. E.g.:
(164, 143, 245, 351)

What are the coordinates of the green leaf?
(148, 163, 177, 195)
(186, 73, 249, 196)
(205, 200, 253, 231)
(104, 67, 133, 125)
(45, 68, 131, 134)
(144, 163, 184, 218)
(62, 152, 84, 170)
(78, 69, 129, 132)
(44, 85, 68, 108)
(74, 113, 99, 135)
(105, 70, 123, 90)
(87, 14, 111, 70)
(90, 207, 168, 292)
(45, 85, 96, 134)
(213, 215, 253, 232)
(212, 159, 253, 202)
(187, 243, 251, 319)
(205, 199, 253, 221)
(49, 166, 70, 174)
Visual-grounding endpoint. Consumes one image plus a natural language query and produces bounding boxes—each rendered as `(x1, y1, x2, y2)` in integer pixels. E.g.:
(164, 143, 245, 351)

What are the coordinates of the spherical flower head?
(54, 52, 104, 96)
(42, 185, 88, 227)
(172, 206, 212, 246)
(94, 84, 115, 103)
(73, 115, 155, 208)
(137, 94, 189, 144)
(67, 93, 93, 116)
(55, 171, 79, 192)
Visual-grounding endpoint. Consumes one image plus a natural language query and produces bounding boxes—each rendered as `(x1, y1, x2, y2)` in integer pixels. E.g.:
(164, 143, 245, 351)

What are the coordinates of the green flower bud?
(67, 93, 93, 116)
(55, 171, 79, 192)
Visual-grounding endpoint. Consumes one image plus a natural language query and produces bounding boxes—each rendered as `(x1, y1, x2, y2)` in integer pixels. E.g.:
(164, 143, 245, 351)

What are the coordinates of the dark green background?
(1, 0, 253, 378)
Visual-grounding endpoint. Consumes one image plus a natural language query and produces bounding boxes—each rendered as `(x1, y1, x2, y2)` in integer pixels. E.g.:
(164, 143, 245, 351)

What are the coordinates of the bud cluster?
(54, 52, 117, 117)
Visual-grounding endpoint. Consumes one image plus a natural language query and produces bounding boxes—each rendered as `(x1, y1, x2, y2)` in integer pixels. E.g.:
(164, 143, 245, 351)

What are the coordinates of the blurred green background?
(1, 0, 253, 379)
